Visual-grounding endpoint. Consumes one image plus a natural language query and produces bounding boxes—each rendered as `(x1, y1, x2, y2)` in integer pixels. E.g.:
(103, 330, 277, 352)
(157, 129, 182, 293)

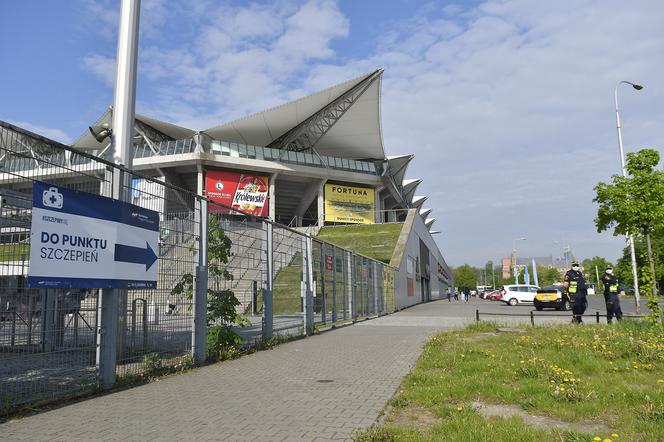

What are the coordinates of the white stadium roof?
(72, 108, 195, 150)
(203, 70, 385, 160)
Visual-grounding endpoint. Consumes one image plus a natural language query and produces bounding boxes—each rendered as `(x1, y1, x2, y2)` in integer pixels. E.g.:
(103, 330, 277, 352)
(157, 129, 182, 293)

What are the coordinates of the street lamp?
(512, 237, 526, 284)
(614, 80, 643, 312)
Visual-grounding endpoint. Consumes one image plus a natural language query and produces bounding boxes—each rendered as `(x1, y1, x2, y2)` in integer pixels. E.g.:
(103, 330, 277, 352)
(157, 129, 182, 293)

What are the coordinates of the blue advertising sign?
(27, 181, 160, 289)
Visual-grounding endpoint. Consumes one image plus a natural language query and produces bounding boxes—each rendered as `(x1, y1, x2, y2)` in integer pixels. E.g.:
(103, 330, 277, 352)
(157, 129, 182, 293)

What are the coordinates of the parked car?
(500, 284, 540, 306)
(485, 290, 502, 301)
(533, 285, 571, 311)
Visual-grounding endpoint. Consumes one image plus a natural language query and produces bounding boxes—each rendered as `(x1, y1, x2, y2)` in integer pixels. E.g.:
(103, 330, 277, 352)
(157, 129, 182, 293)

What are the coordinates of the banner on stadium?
(205, 169, 269, 217)
(324, 183, 375, 224)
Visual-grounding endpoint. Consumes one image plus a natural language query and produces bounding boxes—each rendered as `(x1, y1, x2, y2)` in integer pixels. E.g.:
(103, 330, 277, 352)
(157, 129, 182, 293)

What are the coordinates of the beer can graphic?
(231, 174, 268, 216)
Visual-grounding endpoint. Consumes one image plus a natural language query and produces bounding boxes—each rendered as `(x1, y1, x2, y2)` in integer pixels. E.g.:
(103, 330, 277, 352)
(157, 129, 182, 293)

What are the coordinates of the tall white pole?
(97, 0, 141, 388)
(111, 0, 141, 169)
(614, 81, 641, 313)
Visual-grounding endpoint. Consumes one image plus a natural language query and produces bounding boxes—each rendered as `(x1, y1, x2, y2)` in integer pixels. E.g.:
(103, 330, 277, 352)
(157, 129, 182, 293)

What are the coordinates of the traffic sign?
(27, 181, 160, 289)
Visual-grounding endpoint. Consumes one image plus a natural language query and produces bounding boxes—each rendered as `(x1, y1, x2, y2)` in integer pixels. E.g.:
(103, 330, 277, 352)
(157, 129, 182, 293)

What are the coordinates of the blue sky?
(2, 0, 664, 266)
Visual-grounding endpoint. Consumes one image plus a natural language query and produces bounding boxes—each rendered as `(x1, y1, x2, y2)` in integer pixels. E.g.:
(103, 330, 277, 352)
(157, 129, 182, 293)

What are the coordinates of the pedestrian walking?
(563, 261, 588, 324)
(601, 266, 623, 323)
(447, 288, 452, 302)
(454, 289, 459, 302)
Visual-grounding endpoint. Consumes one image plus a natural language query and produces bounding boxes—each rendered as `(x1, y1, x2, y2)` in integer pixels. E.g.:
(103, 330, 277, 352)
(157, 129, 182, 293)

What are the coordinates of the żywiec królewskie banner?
(205, 169, 269, 217)
(324, 183, 375, 224)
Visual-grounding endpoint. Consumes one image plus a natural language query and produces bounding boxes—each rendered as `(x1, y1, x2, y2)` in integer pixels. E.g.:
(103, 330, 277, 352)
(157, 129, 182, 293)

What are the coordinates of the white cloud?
(77, 0, 664, 265)
(7, 120, 71, 144)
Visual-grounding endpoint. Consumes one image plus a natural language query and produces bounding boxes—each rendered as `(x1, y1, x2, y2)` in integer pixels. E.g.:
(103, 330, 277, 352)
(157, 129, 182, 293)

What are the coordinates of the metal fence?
(0, 121, 398, 413)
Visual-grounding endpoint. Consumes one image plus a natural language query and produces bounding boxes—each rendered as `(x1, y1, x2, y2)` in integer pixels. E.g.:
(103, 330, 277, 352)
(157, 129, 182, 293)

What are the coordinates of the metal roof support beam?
(269, 69, 383, 154)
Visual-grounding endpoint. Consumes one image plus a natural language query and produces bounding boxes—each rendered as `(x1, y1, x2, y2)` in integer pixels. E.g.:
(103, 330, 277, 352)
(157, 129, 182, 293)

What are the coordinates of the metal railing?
(475, 309, 646, 326)
(0, 120, 399, 414)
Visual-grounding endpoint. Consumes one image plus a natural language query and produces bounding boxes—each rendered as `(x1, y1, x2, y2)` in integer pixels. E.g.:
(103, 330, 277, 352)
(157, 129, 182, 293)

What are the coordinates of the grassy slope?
(272, 253, 303, 315)
(0, 243, 29, 262)
(316, 223, 403, 264)
(358, 321, 664, 441)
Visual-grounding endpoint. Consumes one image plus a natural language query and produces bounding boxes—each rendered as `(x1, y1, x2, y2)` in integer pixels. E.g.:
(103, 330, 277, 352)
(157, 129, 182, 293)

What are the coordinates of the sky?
(1, 0, 664, 267)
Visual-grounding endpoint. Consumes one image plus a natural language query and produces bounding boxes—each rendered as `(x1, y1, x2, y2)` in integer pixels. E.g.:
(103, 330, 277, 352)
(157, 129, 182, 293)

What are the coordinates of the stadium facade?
(3, 68, 452, 308)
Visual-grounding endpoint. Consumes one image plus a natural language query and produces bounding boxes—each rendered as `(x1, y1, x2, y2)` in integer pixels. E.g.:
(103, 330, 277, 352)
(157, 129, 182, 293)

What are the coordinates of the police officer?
(563, 261, 587, 324)
(601, 266, 623, 323)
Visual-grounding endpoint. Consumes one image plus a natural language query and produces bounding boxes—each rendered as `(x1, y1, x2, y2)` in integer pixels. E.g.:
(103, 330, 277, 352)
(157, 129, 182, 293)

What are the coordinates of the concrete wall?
(390, 209, 452, 310)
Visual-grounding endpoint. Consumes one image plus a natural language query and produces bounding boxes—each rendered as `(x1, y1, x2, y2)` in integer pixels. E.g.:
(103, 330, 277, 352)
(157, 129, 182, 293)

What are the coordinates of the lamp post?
(614, 80, 643, 312)
(512, 237, 526, 284)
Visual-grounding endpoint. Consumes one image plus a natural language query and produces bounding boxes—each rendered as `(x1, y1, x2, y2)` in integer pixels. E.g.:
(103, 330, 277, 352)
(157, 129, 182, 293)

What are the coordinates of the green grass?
(357, 321, 664, 441)
(316, 223, 403, 264)
(272, 253, 304, 315)
(0, 243, 29, 262)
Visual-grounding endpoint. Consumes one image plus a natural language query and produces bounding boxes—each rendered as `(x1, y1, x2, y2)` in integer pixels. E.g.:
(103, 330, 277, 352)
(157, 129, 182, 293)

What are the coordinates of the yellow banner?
(324, 183, 375, 224)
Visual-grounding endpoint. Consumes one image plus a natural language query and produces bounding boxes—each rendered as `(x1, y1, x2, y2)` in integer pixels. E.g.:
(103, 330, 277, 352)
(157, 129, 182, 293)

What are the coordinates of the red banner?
(205, 170, 269, 217)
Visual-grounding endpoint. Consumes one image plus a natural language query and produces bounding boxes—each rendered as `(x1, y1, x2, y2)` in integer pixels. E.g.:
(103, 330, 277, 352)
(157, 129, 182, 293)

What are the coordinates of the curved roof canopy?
(203, 70, 385, 160)
(71, 108, 195, 151)
(386, 154, 413, 186)
(411, 195, 427, 208)
(402, 178, 421, 202)
(419, 208, 432, 218)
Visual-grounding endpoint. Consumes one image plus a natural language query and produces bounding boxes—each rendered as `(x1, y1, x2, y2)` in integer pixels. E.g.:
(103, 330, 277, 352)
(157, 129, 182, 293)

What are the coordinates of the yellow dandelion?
(457, 406, 463, 411)
(657, 379, 664, 383)
(604, 439, 612, 442)
(593, 437, 602, 441)
(611, 434, 619, 439)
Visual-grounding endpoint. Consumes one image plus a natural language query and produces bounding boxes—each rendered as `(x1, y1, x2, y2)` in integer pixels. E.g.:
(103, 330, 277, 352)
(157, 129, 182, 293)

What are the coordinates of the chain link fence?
(0, 121, 398, 414)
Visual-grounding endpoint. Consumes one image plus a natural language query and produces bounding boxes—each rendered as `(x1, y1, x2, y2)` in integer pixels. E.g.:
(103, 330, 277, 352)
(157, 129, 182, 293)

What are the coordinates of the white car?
(500, 284, 540, 306)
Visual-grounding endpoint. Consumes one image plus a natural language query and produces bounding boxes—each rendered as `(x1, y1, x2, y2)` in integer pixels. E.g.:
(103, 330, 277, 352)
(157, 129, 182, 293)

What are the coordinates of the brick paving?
(2, 297, 648, 441)
(1, 301, 454, 442)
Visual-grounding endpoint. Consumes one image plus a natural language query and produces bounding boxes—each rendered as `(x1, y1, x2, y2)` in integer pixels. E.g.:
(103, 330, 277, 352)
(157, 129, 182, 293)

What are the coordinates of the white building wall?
(393, 210, 452, 310)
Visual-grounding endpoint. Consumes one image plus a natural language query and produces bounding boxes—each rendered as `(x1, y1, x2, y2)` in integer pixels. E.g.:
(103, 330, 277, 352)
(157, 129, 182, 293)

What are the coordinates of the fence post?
(96, 167, 124, 388)
(530, 310, 535, 326)
(262, 221, 273, 341)
(304, 236, 314, 335)
(373, 261, 379, 315)
(348, 253, 355, 320)
(319, 244, 326, 323)
(192, 200, 209, 364)
(596, 311, 600, 324)
(475, 309, 480, 322)
(332, 245, 337, 323)
(97, 288, 118, 388)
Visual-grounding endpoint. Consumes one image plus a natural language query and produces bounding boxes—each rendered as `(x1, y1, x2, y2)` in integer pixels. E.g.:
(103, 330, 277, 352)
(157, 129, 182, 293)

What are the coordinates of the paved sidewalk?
(1, 301, 456, 442)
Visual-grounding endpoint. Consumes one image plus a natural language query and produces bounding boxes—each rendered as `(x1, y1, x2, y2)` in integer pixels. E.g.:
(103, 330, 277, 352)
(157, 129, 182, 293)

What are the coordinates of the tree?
(453, 264, 479, 292)
(171, 214, 248, 361)
(536, 266, 563, 286)
(581, 256, 613, 291)
(594, 148, 664, 311)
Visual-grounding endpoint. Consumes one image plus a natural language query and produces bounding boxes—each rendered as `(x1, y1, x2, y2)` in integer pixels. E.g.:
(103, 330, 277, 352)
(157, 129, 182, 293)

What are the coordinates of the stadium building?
(2, 68, 452, 308)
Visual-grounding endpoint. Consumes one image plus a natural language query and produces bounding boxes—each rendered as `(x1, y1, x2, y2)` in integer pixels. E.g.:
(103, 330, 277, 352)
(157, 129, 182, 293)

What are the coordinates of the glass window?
(296, 152, 305, 163)
(247, 145, 255, 159)
(304, 152, 314, 164)
(529, 286, 538, 292)
(335, 157, 343, 168)
(255, 146, 264, 160)
(342, 159, 350, 169)
(230, 143, 239, 157)
(288, 151, 297, 162)
(518, 286, 530, 292)
(220, 142, 230, 155)
(238, 144, 247, 157)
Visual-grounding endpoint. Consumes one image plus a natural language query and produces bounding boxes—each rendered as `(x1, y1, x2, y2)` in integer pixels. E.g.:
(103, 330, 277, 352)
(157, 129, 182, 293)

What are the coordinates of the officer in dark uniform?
(563, 261, 587, 324)
(601, 266, 623, 323)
